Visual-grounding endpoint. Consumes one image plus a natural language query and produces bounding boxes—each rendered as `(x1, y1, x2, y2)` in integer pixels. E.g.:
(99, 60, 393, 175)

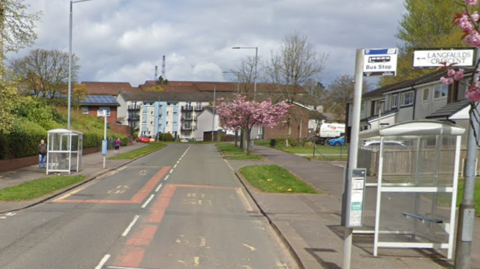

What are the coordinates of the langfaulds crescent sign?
(413, 49, 475, 68)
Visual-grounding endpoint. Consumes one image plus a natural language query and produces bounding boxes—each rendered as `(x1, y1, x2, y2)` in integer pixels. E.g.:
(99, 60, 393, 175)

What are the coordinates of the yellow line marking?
(236, 188, 253, 211)
(243, 243, 256, 251)
(178, 260, 187, 266)
(54, 184, 89, 201)
(199, 236, 206, 247)
(194, 256, 199, 266)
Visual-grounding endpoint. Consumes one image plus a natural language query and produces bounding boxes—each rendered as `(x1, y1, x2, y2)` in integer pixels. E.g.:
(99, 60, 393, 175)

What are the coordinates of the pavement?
(0, 143, 479, 269)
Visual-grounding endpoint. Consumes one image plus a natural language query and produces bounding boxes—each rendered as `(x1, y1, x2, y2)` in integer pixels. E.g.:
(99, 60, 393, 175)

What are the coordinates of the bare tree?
(324, 74, 369, 120)
(264, 31, 329, 138)
(233, 55, 258, 100)
(10, 49, 80, 100)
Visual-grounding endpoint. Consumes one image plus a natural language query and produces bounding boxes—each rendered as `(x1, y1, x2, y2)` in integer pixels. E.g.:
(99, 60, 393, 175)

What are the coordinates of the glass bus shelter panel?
(378, 192, 451, 244)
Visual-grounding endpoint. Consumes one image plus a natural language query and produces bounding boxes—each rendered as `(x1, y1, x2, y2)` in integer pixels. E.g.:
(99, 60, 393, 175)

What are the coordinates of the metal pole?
(67, 0, 73, 130)
(342, 49, 364, 269)
(455, 87, 479, 267)
(211, 85, 216, 142)
(103, 112, 107, 169)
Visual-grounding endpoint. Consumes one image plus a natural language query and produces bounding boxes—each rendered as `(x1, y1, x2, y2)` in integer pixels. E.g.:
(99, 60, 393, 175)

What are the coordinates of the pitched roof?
(82, 81, 139, 96)
(138, 80, 308, 94)
(425, 99, 470, 119)
(119, 91, 233, 102)
(81, 95, 120, 106)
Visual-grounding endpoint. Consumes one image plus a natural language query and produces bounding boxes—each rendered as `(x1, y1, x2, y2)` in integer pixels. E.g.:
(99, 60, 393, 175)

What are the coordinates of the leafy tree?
(380, 0, 464, 86)
(10, 49, 80, 100)
(0, 0, 42, 54)
(216, 95, 290, 155)
(264, 31, 328, 137)
(0, 70, 18, 133)
(72, 83, 88, 111)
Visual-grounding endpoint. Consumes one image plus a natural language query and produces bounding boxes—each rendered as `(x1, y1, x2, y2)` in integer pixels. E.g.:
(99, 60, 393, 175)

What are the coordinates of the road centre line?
(142, 194, 155, 208)
(155, 183, 163, 192)
(165, 175, 169, 181)
(174, 164, 177, 169)
(122, 215, 140, 237)
(95, 254, 110, 269)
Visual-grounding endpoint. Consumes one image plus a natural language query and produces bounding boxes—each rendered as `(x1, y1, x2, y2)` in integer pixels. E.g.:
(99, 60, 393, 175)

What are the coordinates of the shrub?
(158, 132, 174, 141)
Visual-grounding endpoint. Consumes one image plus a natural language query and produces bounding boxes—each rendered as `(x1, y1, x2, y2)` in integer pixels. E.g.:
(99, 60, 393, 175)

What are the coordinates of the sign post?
(343, 48, 397, 269)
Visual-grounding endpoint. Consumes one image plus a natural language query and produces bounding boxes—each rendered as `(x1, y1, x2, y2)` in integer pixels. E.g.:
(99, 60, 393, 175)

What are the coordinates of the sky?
(11, 0, 406, 88)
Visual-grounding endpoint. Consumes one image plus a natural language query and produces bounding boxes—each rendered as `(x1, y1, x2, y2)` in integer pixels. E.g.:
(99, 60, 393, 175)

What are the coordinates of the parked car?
(328, 136, 345, 146)
(137, 136, 150, 143)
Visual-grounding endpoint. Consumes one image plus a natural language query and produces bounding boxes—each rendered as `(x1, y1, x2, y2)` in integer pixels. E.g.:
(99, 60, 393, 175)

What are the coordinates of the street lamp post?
(232, 46, 258, 99)
(68, 0, 93, 130)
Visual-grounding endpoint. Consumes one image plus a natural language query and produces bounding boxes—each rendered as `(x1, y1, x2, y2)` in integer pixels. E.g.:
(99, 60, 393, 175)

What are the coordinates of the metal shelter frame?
(357, 120, 465, 259)
(46, 128, 84, 175)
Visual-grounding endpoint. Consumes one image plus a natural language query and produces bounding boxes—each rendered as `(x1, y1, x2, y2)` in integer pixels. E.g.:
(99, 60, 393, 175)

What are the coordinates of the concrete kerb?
(0, 145, 165, 214)
(234, 170, 306, 269)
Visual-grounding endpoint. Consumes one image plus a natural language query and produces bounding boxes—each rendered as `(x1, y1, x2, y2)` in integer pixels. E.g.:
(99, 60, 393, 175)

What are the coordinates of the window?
(391, 94, 399, 108)
(151, 111, 154, 115)
(401, 91, 414, 106)
(82, 106, 89, 114)
(434, 84, 448, 99)
(422, 89, 430, 102)
(97, 107, 111, 117)
(166, 121, 169, 125)
(150, 121, 153, 125)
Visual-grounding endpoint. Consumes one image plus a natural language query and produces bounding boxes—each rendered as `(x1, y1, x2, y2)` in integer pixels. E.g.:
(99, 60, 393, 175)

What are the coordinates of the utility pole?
(454, 43, 480, 269)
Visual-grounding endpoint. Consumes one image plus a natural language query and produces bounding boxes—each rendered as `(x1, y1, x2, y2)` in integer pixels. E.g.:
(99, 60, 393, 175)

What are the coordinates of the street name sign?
(363, 48, 398, 77)
(413, 49, 475, 68)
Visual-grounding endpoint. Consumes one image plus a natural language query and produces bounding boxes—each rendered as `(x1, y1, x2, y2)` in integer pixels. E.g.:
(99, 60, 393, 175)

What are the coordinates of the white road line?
(165, 175, 170, 181)
(122, 215, 140, 237)
(155, 183, 163, 192)
(169, 169, 173, 174)
(95, 254, 110, 269)
(142, 194, 155, 208)
(236, 188, 253, 212)
(174, 164, 177, 169)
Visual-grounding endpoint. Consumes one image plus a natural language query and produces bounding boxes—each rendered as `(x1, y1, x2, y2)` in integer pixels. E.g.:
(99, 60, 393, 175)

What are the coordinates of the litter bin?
(270, 139, 276, 147)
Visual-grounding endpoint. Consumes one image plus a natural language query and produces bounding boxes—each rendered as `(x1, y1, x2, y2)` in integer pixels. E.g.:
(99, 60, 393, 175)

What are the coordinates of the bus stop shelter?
(46, 128, 84, 175)
(357, 120, 465, 259)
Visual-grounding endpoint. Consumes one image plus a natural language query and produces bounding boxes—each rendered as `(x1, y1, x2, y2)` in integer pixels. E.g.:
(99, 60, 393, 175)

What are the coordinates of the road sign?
(413, 49, 475, 68)
(363, 48, 398, 77)
(345, 168, 366, 228)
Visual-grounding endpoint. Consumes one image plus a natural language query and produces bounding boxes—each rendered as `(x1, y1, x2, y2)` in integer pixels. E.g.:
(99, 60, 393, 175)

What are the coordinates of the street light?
(232, 46, 258, 99)
(68, 0, 93, 130)
(222, 71, 240, 93)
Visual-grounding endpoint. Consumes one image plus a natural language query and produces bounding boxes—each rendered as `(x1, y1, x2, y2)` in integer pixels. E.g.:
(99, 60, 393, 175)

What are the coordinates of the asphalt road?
(0, 144, 294, 269)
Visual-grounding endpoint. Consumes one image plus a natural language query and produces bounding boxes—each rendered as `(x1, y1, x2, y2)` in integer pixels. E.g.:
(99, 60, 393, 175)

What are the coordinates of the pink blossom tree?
(216, 94, 291, 155)
(440, 0, 480, 143)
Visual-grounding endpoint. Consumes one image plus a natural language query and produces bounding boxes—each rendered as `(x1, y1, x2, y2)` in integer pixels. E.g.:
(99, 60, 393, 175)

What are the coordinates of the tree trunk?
(240, 130, 244, 150)
(246, 128, 252, 155)
(234, 130, 239, 147)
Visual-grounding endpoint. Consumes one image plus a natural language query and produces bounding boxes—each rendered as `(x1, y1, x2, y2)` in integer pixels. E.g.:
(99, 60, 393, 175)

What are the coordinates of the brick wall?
(0, 147, 101, 173)
(110, 124, 132, 136)
(264, 106, 310, 140)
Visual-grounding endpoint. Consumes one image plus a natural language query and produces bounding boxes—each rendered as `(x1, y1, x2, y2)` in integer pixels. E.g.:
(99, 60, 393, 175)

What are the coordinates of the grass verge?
(109, 142, 166, 160)
(0, 175, 85, 201)
(239, 165, 317, 193)
(216, 143, 263, 160)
